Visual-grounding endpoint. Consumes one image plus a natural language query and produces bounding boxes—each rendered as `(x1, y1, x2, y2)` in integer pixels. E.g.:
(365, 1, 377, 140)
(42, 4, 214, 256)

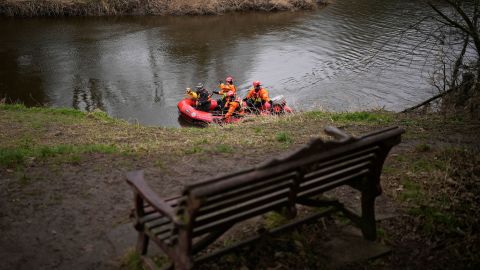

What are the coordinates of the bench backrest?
(184, 170, 299, 237)
(181, 126, 403, 237)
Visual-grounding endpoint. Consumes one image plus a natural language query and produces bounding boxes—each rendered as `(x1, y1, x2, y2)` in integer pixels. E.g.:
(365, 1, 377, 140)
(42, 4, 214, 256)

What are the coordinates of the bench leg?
(137, 231, 150, 255)
(361, 192, 377, 241)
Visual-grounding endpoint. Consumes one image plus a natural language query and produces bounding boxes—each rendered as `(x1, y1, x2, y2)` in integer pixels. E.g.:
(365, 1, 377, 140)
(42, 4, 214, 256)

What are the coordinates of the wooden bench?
(126, 126, 404, 270)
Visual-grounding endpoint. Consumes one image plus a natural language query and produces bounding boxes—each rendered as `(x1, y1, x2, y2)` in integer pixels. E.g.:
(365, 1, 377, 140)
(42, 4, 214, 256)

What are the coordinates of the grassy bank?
(0, 104, 395, 168)
(1, 104, 479, 269)
(0, 0, 326, 17)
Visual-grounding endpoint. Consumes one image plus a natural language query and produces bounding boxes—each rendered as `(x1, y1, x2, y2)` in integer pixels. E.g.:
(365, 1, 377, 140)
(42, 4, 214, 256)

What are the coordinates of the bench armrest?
(324, 126, 352, 142)
(126, 170, 182, 225)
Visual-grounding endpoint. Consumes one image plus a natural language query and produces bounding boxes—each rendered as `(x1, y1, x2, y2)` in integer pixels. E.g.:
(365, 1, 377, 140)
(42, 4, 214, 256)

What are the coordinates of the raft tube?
(177, 98, 220, 124)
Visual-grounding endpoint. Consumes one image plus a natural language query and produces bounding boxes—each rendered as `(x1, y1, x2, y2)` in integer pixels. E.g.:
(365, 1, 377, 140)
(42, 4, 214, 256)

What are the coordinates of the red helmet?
(253, 81, 261, 87)
(226, 90, 235, 98)
(226, 76, 233, 83)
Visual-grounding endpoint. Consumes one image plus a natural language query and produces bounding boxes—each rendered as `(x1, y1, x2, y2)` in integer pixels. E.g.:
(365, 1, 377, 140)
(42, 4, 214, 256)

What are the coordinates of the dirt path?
(0, 147, 299, 269)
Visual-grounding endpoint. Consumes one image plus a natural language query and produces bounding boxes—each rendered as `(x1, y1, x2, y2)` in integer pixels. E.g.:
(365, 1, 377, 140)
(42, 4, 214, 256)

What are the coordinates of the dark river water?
(0, 0, 439, 126)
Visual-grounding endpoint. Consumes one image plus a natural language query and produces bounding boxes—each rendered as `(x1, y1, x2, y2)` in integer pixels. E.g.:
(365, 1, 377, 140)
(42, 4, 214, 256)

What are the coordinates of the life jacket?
(219, 83, 237, 95)
(246, 88, 269, 103)
(196, 88, 210, 102)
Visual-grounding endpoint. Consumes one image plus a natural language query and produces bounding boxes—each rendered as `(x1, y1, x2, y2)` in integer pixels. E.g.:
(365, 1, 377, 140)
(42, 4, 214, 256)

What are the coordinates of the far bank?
(0, 0, 327, 17)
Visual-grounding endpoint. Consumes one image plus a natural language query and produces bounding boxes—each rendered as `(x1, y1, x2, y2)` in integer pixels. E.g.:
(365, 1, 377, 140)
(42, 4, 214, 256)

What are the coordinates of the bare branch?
(428, 1, 470, 34)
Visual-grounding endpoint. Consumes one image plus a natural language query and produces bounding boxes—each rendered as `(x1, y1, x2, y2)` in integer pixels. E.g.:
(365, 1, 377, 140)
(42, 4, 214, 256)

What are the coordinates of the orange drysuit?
(219, 83, 237, 95)
(245, 87, 270, 103)
(224, 99, 243, 119)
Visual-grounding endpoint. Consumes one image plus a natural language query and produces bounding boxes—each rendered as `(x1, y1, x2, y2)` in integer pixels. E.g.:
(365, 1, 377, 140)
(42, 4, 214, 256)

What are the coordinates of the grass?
(122, 249, 143, 270)
(276, 131, 293, 144)
(0, 144, 119, 167)
(214, 144, 234, 153)
(304, 110, 394, 124)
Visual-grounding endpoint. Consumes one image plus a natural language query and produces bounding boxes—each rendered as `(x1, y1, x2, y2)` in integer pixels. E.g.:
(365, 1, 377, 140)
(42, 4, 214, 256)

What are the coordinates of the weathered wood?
(125, 126, 404, 270)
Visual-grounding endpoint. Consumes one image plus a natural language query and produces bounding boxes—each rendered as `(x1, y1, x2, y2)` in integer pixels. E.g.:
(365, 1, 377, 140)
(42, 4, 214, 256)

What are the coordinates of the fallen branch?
(402, 88, 455, 113)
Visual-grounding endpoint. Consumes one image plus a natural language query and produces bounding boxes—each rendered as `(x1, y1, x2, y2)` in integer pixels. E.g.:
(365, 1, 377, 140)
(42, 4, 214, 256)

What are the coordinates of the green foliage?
(409, 206, 459, 235)
(0, 103, 84, 117)
(276, 132, 292, 143)
(399, 179, 423, 202)
(411, 157, 446, 173)
(184, 146, 203, 155)
(0, 148, 29, 167)
(253, 127, 263, 133)
(330, 111, 393, 123)
(304, 111, 393, 124)
(122, 249, 143, 270)
(214, 144, 234, 153)
(87, 109, 120, 123)
(415, 143, 431, 152)
(0, 144, 119, 167)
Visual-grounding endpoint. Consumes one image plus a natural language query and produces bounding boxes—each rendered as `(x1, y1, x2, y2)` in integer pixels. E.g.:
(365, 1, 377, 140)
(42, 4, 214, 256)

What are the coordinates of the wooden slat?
(151, 223, 174, 238)
(203, 172, 298, 205)
(139, 198, 182, 223)
(193, 198, 290, 236)
(302, 153, 376, 180)
(198, 182, 292, 217)
(299, 169, 370, 198)
(139, 212, 165, 224)
(198, 174, 297, 216)
(194, 187, 291, 228)
(300, 162, 372, 191)
(145, 217, 172, 230)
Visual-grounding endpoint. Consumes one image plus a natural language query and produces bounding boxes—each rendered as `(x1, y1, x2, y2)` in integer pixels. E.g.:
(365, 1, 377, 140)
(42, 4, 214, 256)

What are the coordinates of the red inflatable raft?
(177, 96, 293, 125)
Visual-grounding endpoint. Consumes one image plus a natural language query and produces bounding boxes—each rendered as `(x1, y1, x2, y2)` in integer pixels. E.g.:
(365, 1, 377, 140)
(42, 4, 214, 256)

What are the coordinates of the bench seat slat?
(139, 198, 182, 223)
(139, 212, 166, 224)
(145, 216, 172, 230)
(151, 223, 174, 237)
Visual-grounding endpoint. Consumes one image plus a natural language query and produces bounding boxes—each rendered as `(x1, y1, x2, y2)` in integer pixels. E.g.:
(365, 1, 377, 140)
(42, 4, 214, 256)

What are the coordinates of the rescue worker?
(215, 76, 237, 110)
(194, 83, 211, 112)
(244, 81, 272, 111)
(185, 87, 197, 100)
(223, 90, 244, 120)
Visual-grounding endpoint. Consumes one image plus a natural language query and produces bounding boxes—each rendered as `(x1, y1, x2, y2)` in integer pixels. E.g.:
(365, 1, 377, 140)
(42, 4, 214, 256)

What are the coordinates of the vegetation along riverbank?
(0, 0, 327, 16)
(1, 103, 479, 269)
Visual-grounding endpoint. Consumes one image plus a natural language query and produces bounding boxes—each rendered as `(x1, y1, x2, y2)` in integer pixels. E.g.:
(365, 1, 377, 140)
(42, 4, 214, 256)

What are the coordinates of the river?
(0, 0, 440, 126)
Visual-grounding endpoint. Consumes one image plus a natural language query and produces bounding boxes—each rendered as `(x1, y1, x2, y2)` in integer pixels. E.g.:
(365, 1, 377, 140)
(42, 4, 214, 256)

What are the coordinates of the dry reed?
(0, 0, 327, 16)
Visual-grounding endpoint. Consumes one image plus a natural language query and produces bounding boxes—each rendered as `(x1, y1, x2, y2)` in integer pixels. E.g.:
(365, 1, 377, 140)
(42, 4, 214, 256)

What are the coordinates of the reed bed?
(0, 0, 327, 16)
